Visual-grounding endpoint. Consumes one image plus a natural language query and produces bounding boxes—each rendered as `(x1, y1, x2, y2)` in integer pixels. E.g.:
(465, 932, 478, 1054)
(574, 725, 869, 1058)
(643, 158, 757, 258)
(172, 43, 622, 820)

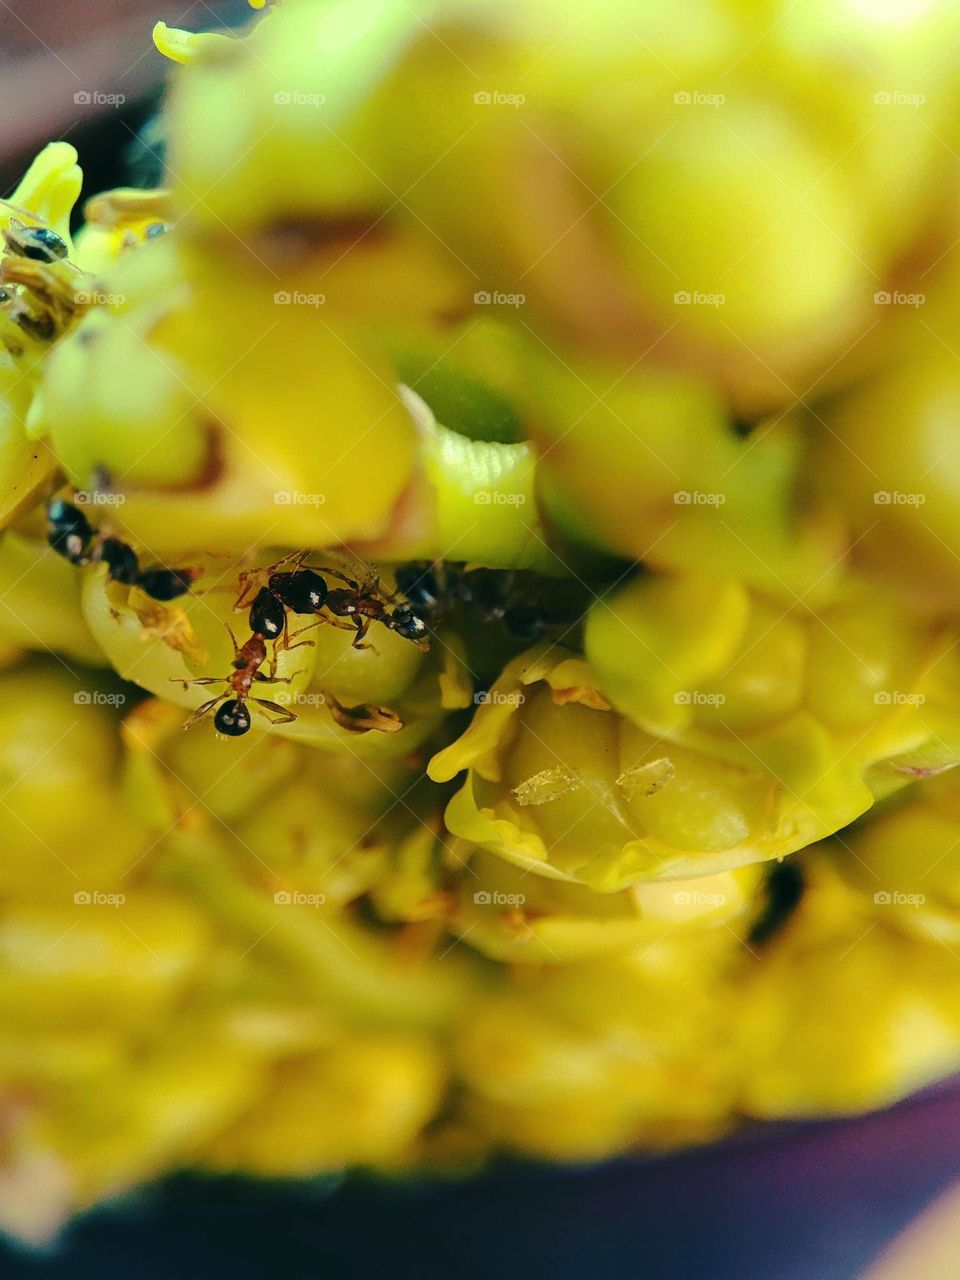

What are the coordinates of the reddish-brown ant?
(171, 628, 298, 736)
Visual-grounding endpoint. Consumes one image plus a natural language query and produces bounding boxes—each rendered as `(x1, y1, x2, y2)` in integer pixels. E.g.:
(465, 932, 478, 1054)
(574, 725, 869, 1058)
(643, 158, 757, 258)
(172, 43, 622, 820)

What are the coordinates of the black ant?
(393, 562, 573, 642)
(237, 555, 329, 648)
(171, 629, 297, 737)
(236, 553, 429, 651)
(46, 497, 199, 602)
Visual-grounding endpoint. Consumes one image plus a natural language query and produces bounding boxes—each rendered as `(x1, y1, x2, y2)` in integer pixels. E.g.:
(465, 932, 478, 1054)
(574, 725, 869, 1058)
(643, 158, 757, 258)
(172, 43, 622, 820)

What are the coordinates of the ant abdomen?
(214, 699, 252, 736)
(249, 586, 286, 639)
(270, 569, 327, 614)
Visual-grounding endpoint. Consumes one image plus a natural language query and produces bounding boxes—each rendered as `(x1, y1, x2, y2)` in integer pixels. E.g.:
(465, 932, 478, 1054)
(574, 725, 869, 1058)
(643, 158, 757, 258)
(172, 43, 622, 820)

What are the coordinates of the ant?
(393, 562, 571, 642)
(2, 219, 69, 264)
(46, 497, 199, 602)
(172, 629, 297, 737)
(236, 553, 429, 651)
(236, 554, 329, 648)
(172, 612, 403, 739)
(325, 568, 429, 649)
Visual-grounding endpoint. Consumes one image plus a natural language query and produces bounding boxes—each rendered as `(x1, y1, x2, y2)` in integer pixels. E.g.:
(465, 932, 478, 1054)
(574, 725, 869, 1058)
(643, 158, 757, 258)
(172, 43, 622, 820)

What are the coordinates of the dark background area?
(1, 1085, 959, 1279)
(0, 0, 250, 194)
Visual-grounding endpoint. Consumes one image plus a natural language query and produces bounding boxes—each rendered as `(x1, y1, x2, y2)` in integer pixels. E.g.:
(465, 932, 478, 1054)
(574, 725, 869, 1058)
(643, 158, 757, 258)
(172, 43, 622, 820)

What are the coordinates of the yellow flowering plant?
(4, 0, 960, 1242)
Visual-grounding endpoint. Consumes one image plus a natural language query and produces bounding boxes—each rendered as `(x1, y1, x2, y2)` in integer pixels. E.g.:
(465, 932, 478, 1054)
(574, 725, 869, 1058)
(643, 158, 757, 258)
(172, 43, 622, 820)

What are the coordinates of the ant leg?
(311, 564, 360, 590)
(233, 570, 263, 610)
(271, 549, 309, 573)
(182, 694, 226, 730)
(321, 614, 359, 634)
(251, 698, 297, 725)
(360, 572, 386, 598)
(283, 638, 317, 655)
(350, 617, 376, 651)
(169, 676, 222, 690)
(234, 549, 305, 608)
(277, 619, 319, 653)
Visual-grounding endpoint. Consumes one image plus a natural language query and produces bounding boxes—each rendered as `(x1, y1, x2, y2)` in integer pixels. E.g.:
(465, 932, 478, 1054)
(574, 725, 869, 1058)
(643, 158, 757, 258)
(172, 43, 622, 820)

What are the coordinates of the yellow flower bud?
(206, 1035, 445, 1175)
(587, 572, 960, 858)
(739, 858, 960, 1117)
(456, 946, 737, 1160)
(0, 661, 146, 897)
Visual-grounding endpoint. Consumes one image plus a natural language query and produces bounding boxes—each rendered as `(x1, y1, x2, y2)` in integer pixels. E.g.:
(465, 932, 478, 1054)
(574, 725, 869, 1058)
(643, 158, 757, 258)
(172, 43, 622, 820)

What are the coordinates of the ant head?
(214, 699, 251, 736)
(391, 606, 428, 642)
